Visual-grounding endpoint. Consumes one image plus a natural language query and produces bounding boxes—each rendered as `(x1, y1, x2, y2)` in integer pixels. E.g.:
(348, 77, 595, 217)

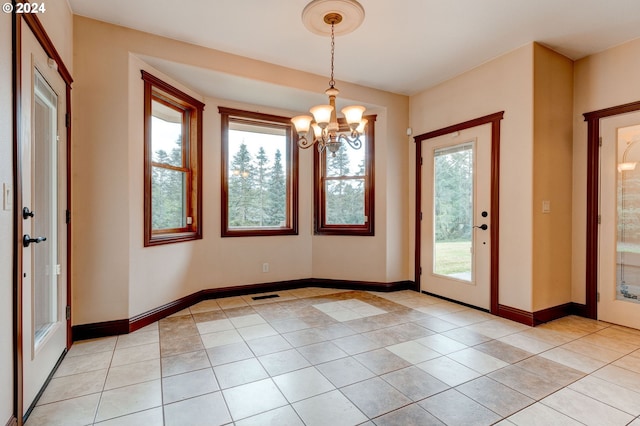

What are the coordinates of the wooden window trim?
(314, 114, 376, 236)
(219, 107, 299, 237)
(142, 71, 204, 246)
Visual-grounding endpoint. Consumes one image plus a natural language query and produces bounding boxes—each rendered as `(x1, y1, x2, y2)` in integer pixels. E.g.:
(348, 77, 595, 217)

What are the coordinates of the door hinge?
(420, 157, 423, 166)
(419, 267, 422, 275)
(65, 113, 70, 128)
(65, 305, 71, 320)
(599, 136, 602, 147)
(420, 212, 423, 221)
(597, 292, 600, 302)
(597, 214, 601, 224)
(66, 209, 71, 224)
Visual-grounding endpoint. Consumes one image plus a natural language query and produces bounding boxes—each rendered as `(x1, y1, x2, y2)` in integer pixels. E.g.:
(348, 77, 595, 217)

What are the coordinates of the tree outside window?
(220, 107, 298, 237)
(315, 115, 375, 235)
(143, 71, 204, 246)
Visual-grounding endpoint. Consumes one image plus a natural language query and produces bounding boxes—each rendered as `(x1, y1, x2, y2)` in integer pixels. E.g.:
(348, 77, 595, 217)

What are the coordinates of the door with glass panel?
(599, 111, 640, 329)
(21, 26, 68, 412)
(420, 124, 491, 309)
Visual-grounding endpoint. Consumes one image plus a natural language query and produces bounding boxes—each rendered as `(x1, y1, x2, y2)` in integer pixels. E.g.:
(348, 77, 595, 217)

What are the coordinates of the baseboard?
(5, 416, 17, 426)
(72, 319, 129, 341)
(498, 302, 590, 327)
(497, 304, 535, 326)
(533, 303, 574, 325)
(570, 302, 589, 318)
(72, 278, 415, 341)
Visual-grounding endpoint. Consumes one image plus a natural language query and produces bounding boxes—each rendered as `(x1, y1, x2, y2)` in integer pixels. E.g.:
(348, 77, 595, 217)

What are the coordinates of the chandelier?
(291, 0, 367, 156)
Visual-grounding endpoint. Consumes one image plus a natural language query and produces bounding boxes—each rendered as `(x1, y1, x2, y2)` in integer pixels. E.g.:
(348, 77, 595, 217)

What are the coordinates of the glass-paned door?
(21, 24, 68, 414)
(599, 112, 640, 329)
(421, 124, 491, 310)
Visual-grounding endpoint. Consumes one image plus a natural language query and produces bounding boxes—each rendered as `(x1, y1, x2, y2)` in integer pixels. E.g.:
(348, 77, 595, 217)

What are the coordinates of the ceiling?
(68, 0, 640, 97)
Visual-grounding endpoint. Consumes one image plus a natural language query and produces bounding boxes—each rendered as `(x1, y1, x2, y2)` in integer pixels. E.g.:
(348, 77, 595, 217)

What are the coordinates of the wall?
(531, 44, 574, 311)
(1, 9, 14, 425)
(410, 44, 535, 311)
(73, 16, 410, 324)
(572, 37, 640, 303)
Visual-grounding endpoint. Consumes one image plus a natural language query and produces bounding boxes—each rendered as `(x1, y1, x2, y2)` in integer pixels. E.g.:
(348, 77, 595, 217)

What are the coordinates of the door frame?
(13, 11, 73, 425)
(414, 112, 504, 314)
(583, 100, 640, 320)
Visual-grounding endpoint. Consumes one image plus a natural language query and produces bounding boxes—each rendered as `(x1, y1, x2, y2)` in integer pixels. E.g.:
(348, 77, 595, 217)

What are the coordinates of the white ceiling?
(68, 0, 640, 96)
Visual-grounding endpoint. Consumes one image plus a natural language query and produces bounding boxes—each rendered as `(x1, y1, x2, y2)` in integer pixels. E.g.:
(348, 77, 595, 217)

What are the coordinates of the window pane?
(325, 179, 365, 224)
(151, 99, 183, 167)
(227, 122, 288, 228)
(326, 138, 366, 177)
(152, 166, 186, 230)
(433, 143, 473, 281)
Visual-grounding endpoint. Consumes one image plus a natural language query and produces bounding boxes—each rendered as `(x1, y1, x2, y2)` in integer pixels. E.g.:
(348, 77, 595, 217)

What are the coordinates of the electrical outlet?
(262, 263, 269, 273)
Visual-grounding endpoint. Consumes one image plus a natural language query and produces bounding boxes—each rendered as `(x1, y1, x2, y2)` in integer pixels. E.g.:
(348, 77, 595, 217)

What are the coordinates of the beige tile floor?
(26, 288, 640, 426)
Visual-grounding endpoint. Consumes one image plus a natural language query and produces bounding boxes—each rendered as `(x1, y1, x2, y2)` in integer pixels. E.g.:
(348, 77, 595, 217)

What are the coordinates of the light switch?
(3, 183, 12, 211)
(542, 200, 551, 214)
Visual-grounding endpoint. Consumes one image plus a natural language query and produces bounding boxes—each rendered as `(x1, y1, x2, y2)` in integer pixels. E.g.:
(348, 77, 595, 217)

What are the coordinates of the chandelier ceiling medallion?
(292, 0, 367, 156)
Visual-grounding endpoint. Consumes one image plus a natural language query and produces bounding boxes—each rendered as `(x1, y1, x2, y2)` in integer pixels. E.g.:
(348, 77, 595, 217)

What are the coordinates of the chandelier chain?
(329, 22, 335, 88)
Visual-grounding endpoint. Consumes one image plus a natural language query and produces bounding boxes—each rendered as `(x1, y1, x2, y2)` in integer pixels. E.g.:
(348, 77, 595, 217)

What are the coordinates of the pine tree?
(228, 143, 256, 226)
(266, 149, 286, 226)
(152, 145, 185, 230)
(325, 145, 352, 224)
(254, 147, 270, 226)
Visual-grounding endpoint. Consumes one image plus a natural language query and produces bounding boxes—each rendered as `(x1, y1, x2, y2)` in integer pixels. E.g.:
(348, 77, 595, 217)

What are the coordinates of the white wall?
(410, 44, 535, 311)
(1, 10, 14, 425)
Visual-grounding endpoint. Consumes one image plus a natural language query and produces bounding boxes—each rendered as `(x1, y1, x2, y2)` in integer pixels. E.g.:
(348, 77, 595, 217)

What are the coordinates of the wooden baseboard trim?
(533, 303, 574, 325)
(5, 416, 17, 426)
(72, 319, 129, 341)
(497, 304, 535, 326)
(72, 278, 415, 341)
(570, 302, 589, 317)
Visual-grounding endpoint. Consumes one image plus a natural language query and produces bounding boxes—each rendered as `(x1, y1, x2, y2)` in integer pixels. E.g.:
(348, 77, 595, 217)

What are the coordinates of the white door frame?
(13, 13, 73, 425)
(414, 112, 503, 315)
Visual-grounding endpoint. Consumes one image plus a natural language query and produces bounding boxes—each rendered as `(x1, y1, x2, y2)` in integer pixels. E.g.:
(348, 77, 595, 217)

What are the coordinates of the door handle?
(23, 234, 47, 247)
(23, 207, 35, 219)
(473, 224, 488, 230)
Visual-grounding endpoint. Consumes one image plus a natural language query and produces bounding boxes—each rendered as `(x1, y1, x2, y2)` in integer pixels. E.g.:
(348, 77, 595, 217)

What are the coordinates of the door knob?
(22, 207, 35, 219)
(23, 234, 47, 247)
(473, 224, 488, 230)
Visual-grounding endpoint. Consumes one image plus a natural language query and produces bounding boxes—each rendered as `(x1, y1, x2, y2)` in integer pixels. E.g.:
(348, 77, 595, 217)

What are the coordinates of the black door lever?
(23, 234, 47, 247)
(473, 224, 488, 230)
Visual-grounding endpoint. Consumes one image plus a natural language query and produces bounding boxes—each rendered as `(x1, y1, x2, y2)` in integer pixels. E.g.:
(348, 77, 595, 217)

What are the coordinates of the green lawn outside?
(434, 240, 472, 275)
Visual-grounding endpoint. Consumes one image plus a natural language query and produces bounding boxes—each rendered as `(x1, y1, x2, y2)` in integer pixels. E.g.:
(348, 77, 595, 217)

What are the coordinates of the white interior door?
(599, 111, 640, 329)
(420, 124, 492, 310)
(21, 24, 68, 413)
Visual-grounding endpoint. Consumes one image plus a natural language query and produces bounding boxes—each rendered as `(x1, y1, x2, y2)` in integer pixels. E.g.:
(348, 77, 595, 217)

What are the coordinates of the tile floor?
(26, 288, 640, 426)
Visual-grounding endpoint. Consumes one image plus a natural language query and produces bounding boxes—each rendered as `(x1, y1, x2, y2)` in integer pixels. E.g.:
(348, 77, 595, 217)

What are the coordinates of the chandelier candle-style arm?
(292, 0, 367, 156)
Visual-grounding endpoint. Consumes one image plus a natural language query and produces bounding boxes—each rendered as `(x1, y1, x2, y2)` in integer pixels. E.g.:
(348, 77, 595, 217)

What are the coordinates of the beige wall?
(410, 44, 535, 311)
(532, 44, 574, 311)
(572, 37, 640, 303)
(73, 16, 410, 324)
(1, 10, 14, 424)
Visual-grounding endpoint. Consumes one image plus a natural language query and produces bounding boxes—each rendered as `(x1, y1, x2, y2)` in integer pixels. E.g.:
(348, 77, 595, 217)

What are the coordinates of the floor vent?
(251, 294, 280, 301)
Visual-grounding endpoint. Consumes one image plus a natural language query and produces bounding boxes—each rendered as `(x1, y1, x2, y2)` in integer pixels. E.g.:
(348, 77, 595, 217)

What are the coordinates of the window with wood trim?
(143, 71, 204, 246)
(220, 107, 298, 237)
(315, 115, 375, 235)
